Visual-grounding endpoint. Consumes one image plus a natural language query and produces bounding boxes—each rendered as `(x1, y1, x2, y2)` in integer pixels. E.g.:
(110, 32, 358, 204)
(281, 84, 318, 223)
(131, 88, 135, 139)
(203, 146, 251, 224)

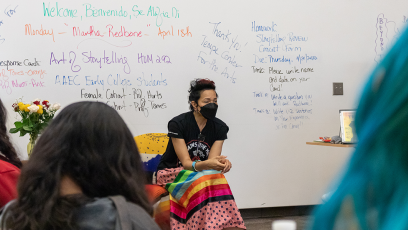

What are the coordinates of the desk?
(306, 142, 355, 148)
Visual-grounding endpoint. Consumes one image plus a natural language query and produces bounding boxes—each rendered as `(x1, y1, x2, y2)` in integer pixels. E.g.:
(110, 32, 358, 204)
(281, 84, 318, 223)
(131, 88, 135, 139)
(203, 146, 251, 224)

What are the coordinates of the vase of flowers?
(10, 98, 61, 156)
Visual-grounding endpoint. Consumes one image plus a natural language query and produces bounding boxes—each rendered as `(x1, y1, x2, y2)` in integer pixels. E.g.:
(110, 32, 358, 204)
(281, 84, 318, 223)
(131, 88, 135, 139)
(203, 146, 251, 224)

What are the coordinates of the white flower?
(51, 103, 61, 111)
(27, 105, 39, 113)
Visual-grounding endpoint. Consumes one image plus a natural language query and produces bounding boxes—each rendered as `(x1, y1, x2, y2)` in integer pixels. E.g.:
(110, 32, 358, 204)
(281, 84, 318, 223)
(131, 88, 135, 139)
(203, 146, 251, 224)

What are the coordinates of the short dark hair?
(0, 99, 21, 168)
(3, 101, 152, 229)
(188, 79, 217, 111)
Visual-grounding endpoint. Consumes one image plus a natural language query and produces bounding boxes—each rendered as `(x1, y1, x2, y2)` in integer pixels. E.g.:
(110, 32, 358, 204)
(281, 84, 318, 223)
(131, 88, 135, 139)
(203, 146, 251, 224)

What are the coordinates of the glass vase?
(27, 134, 38, 157)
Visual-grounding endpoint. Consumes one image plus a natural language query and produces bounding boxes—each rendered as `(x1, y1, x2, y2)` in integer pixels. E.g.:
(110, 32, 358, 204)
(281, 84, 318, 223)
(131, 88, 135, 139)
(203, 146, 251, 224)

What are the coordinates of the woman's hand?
(206, 156, 226, 171)
(216, 156, 232, 174)
(221, 159, 232, 174)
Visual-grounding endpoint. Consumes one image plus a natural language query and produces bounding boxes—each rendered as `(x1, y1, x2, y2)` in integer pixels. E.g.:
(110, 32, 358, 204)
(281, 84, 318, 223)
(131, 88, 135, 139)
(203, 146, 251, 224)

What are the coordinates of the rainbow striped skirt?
(155, 168, 246, 230)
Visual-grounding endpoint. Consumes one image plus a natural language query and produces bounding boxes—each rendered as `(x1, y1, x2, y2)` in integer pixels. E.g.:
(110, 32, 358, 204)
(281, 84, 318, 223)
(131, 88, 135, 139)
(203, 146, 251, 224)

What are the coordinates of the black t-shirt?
(157, 111, 229, 171)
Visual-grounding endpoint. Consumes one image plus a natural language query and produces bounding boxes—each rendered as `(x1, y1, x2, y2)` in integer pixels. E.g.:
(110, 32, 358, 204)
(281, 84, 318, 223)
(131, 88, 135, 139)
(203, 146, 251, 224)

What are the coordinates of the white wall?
(1, 0, 407, 208)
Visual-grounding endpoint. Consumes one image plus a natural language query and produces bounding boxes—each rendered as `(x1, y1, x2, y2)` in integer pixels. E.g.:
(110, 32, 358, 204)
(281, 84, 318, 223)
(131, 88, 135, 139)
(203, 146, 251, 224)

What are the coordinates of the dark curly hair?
(0, 99, 21, 168)
(2, 101, 152, 230)
(188, 78, 217, 111)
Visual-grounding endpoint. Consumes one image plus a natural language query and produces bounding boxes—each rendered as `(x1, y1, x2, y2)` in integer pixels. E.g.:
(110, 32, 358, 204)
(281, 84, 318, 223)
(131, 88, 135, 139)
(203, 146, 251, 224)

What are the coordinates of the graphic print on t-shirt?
(185, 140, 210, 162)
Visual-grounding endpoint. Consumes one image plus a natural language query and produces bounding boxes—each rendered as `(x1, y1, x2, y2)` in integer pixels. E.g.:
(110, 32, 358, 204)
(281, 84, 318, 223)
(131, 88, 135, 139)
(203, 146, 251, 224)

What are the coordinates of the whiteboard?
(1, 0, 407, 209)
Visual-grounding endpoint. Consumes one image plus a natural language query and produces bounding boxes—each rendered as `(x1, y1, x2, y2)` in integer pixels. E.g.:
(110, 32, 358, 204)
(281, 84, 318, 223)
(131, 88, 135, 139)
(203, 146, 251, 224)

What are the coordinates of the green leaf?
(23, 119, 29, 126)
(20, 129, 28, 137)
(14, 121, 23, 128)
(23, 126, 33, 131)
(9, 128, 20, 133)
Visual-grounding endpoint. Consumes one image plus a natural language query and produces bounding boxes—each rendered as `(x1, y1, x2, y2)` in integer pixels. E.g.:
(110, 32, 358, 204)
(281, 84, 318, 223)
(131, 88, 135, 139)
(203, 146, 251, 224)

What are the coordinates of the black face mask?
(199, 103, 218, 120)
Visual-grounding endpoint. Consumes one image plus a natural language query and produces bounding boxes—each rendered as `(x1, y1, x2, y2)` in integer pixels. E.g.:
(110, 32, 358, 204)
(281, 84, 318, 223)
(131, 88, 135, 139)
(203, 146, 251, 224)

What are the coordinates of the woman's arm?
(207, 140, 224, 159)
(171, 137, 225, 171)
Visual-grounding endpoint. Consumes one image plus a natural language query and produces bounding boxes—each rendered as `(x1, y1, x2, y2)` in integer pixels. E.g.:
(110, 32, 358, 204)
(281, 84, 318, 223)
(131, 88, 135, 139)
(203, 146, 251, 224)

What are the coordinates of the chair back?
(134, 133, 169, 181)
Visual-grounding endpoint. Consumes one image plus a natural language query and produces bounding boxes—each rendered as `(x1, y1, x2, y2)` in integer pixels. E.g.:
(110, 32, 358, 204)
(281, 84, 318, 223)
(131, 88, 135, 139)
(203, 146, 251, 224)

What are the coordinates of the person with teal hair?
(310, 26, 408, 229)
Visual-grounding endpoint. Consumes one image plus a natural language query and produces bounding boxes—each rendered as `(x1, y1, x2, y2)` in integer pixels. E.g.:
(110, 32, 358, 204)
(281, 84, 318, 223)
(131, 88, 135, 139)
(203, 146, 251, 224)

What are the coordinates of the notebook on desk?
(339, 110, 358, 144)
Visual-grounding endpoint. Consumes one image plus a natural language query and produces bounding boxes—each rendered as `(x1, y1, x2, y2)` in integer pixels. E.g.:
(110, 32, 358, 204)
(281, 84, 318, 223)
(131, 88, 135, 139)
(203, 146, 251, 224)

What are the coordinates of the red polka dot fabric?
(156, 167, 184, 186)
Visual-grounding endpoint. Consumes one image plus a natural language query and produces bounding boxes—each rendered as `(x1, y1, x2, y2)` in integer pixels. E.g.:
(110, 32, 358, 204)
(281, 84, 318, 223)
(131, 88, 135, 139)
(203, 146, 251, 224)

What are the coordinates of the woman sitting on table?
(156, 79, 246, 230)
(0, 102, 160, 230)
(0, 99, 22, 208)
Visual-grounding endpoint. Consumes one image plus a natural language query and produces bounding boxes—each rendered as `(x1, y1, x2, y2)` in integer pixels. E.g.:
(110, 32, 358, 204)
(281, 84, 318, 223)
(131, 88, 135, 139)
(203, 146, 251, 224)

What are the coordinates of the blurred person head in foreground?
(1, 101, 156, 230)
(311, 26, 408, 230)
